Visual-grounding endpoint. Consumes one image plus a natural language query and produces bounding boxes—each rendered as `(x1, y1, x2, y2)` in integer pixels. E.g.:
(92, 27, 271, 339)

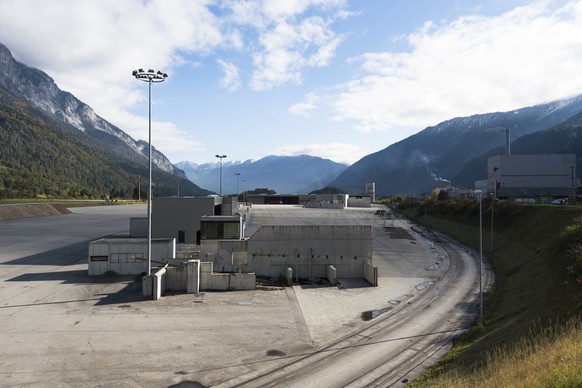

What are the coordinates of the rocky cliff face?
(0, 42, 180, 176)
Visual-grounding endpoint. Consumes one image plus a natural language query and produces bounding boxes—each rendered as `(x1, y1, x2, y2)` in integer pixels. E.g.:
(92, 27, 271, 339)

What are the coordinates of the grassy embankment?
(0, 199, 142, 220)
(400, 200, 582, 387)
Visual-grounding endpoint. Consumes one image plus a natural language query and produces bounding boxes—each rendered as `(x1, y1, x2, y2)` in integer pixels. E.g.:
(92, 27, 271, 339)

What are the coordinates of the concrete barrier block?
(142, 274, 153, 297)
(327, 265, 337, 286)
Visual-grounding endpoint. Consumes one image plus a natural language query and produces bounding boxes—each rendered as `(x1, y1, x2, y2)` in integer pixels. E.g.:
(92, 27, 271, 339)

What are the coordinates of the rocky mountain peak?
(0, 42, 178, 175)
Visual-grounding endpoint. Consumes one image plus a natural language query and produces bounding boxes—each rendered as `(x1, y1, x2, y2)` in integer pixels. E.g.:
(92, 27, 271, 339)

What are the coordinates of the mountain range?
(176, 155, 348, 195)
(330, 96, 582, 197)
(2, 39, 582, 200)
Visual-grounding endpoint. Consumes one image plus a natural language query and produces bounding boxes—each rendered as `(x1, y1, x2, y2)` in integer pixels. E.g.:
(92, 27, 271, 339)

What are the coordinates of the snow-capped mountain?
(176, 155, 348, 194)
(330, 95, 582, 197)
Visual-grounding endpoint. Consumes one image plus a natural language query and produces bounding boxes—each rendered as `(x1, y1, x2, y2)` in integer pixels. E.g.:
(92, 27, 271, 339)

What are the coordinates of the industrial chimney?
(505, 128, 511, 155)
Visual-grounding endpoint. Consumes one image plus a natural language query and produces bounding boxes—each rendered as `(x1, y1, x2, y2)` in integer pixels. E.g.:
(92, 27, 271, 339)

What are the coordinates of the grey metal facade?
(487, 154, 578, 198)
(152, 197, 223, 244)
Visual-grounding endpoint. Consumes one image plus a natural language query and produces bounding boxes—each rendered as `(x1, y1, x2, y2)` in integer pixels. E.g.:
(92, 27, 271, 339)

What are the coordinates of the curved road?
(217, 230, 481, 387)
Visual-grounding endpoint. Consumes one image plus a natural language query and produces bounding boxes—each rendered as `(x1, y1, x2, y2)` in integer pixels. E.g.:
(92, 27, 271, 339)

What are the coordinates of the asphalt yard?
(0, 204, 446, 387)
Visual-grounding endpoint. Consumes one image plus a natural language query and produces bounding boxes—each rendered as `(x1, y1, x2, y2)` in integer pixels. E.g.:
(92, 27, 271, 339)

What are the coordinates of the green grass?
(426, 317, 582, 387)
(402, 201, 582, 386)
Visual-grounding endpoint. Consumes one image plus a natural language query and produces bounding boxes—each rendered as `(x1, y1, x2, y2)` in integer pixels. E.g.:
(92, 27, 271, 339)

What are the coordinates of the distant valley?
(176, 155, 348, 195)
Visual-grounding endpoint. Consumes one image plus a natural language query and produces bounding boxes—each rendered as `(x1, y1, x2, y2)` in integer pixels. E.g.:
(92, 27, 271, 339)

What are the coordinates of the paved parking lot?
(0, 204, 445, 387)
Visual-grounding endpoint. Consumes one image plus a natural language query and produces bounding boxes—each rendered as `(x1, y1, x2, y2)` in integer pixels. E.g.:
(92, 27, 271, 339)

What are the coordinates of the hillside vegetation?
(0, 87, 209, 199)
(400, 200, 582, 386)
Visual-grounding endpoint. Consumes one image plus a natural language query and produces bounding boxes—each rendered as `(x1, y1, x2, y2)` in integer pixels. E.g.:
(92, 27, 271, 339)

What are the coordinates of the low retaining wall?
(200, 262, 256, 291)
(145, 260, 256, 298)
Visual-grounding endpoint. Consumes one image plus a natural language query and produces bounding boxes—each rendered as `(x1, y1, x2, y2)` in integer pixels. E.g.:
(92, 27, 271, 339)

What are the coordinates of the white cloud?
(230, 1, 347, 90)
(0, 0, 224, 156)
(114, 110, 205, 163)
(289, 92, 320, 117)
(330, 0, 582, 133)
(217, 59, 241, 91)
(0, 0, 350, 150)
(273, 143, 363, 164)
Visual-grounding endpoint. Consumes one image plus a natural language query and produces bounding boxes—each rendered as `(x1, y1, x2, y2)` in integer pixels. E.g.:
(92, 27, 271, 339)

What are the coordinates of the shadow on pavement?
(5, 269, 148, 306)
(2, 239, 96, 266)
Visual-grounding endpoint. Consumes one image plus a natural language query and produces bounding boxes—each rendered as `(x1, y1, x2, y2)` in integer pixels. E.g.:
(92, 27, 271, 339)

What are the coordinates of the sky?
(1, 0, 582, 166)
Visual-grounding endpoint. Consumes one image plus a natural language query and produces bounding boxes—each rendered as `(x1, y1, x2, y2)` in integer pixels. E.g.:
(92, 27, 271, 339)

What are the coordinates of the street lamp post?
(235, 172, 241, 198)
(490, 192, 494, 253)
(132, 69, 167, 277)
(242, 179, 246, 204)
(215, 154, 227, 196)
(475, 190, 484, 324)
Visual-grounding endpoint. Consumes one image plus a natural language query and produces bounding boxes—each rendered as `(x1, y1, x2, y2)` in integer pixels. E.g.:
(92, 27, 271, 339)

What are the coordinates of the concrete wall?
(199, 262, 256, 291)
(164, 265, 188, 291)
(202, 225, 372, 280)
(146, 259, 254, 297)
(88, 238, 176, 275)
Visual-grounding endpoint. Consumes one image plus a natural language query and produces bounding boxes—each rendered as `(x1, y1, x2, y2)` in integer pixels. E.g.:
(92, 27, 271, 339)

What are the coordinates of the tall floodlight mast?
(132, 69, 167, 277)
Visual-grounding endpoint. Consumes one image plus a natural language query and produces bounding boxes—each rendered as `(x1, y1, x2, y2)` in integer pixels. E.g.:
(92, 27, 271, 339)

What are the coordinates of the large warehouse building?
(485, 154, 578, 198)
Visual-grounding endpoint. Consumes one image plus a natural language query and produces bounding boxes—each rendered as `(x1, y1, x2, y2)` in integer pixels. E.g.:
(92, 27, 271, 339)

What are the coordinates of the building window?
(201, 221, 240, 240)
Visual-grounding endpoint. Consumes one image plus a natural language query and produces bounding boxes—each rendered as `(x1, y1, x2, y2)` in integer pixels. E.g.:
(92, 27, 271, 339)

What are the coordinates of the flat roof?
(90, 237, 175, 244)
(200, 215, 241, 222)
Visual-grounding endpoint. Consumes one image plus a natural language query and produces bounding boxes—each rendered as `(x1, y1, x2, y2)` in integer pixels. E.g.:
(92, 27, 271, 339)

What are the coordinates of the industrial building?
(130, 196, 238, 244)
(89, 195, 378, 297)
(474, 129, 579, 200)
(484, 154, 578, 199)
(88, 238, 175, 276)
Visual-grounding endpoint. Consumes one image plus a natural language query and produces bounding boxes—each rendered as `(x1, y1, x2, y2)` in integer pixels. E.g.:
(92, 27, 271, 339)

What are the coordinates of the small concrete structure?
(347, 195, 372, 208)
(149, 260, 256, 299)
(88, 238, 176, 275)
(200, 262, 256, 291)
